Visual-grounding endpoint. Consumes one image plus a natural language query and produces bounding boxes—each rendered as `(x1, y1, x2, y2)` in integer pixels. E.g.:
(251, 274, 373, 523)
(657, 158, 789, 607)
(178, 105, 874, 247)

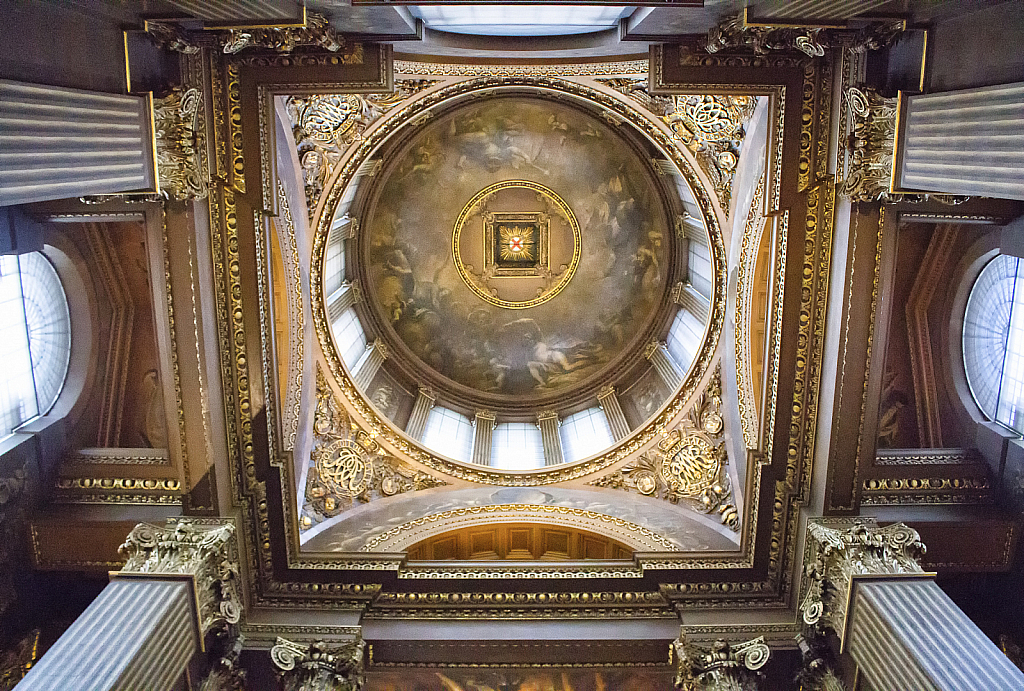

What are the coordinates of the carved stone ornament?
(221, 12, 346, 55)
(0, 469, 27, 617)
(588, 366, 739, 530)
(799, 521, 926, 645)
(794, 633, 848, 691)
(145, 21, 200, 55)
(704, 12, 904, 58)
(271, 636, 365, 691)
(197, 634, 246, 691)
(0, 628, 38, 690)
(839, 86, 897, 203)
(118, 519, 243, 636)
(286, 81, 436, 218)
(302, 370, 446, 530)
(153, 87, 208, 201)
(674, 635, 771, 691)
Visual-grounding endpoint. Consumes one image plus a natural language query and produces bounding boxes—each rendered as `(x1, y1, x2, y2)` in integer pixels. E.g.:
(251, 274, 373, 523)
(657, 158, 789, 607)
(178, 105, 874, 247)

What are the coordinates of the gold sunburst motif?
(499, 224, 534, 261)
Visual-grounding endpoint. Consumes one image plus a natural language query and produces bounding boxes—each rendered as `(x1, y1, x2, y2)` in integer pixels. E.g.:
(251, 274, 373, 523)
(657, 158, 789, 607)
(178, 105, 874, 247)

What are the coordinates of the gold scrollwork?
(152, 87, 207, 201)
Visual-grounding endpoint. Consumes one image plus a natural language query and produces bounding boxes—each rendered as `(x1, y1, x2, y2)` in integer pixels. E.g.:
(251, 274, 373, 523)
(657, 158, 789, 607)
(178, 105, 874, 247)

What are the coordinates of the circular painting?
(361, 95, 672, 400)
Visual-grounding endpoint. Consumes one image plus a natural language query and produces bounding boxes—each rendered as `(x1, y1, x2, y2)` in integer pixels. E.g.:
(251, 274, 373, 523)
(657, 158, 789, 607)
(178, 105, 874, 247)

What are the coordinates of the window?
(0, 252, 71, 439)
(560, 407, 613, 462)
(421, 406, 474, 463)
(666, 308, 703, 375)
(331, 306, 367, 371)
(491, 422, 544, 470)
(410, 6, 631, 36)
(963, 255, 1024, 432)
(687, 238, 713, 299)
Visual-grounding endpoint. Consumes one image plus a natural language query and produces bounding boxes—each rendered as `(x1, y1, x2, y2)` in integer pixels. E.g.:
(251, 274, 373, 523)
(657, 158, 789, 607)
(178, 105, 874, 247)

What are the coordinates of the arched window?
(0, 252, 71, 439)
(963, 255, 1024, 432)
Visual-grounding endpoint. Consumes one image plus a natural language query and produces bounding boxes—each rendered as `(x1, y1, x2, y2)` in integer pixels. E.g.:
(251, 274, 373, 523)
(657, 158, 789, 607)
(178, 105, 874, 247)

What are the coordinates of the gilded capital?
(800, 520, 925, 646)
(369, 338, 389, 360)
(644, 340, 663, 359)
(153, 87, 208, 201)
(536, 410, 559, 423)
(839, 86, 898, 203)
(598, 384, 617, 400)
(271, 636, 365, 691)
(118, 519, 242, 636)
(674, 635, 770, 691)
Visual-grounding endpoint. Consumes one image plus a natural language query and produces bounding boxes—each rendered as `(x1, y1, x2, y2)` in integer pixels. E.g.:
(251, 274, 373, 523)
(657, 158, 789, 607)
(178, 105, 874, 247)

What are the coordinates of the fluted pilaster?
(597, 386, 631, 441)
(471, 410, 496, 466)
(537, 411, 564, 466)
(327, 281, 361, 324)
(352, 339, 387, 390)
(0, 80, 156, 206)
(673, 282, 711, 323)
(897, 82, 1024, 200)
(646, 340, 682, 389)
(405, 387, 435, 441)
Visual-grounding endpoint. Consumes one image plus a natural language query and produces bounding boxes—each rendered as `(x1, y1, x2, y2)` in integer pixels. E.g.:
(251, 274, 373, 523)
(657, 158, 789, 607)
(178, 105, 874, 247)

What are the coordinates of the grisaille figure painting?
(365, 97, 670, 397)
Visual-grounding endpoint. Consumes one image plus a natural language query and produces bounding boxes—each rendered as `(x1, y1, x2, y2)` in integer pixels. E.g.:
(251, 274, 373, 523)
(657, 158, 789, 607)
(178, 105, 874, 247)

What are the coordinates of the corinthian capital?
(118, 519, 242, 636)
(800, 520, 926, 644)
(674, 635, 770, 690)
(271, 636, 365, 691)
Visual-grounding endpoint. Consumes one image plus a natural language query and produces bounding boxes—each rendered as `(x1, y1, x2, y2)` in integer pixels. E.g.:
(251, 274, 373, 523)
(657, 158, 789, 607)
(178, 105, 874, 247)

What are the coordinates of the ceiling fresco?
(361, 96, 676, 400)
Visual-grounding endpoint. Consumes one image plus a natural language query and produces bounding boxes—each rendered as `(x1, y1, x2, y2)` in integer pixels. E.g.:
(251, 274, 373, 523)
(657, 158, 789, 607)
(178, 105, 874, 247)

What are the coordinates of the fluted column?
(471, 410, 496, 466)
(646, 340, 682, 389)
(16, 520, 241, 691)
(896, 82, 1024, 200)
(352, 338, 387, 390)
(405, 387, 435, 441)
(326, 281, 361, 324)
(801, 520, 1024, 691)
(598, 386, 630, 441)
(0, 80, 156, 206)
(271, 636, 365, 691)
(329, 215, 359, 244)
(536, 411, 564, 466)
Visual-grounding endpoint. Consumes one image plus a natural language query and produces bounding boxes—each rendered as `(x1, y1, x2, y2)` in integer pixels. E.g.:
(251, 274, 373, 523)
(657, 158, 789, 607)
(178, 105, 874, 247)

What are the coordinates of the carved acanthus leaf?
(799, 520, 925, 645)
(271, 636, 365, 691)
(118, 519, 242, 636)
(221, 13, 345, 55)
(703, 13, 904, 58)
(674, 635, 771, 691)
(153, 87, 208, 201)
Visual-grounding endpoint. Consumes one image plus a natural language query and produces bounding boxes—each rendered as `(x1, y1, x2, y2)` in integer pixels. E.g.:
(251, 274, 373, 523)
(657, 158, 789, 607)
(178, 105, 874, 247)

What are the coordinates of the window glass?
(421, 406, 474, 463)
(963, 255, 1024, 431)
(559, 407, 613, 462)
(666, 307, 703, 376)
(331, 306, 367, 371)
(0, 253, 71, 438)
(491, 422, 544, 469)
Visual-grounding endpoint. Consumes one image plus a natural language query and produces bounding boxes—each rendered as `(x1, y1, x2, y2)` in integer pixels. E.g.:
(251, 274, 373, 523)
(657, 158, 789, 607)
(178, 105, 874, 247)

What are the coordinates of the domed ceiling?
(356, 95, 677, 410)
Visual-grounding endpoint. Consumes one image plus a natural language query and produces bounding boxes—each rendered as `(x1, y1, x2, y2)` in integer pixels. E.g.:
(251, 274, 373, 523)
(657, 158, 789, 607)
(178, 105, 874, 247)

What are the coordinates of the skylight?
(410, 6, 631, 36)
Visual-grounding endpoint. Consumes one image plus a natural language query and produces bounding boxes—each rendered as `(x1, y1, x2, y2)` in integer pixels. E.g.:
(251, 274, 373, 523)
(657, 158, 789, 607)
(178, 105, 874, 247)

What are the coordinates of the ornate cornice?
(119, 519, 242, 637)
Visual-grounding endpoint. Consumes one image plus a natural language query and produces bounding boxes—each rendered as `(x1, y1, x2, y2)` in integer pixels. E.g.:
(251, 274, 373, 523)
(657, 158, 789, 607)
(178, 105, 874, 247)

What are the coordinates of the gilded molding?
(703, 12, 904, 58)
(874, 449, 978, 465)
(119, 519, 243, 636)
(394, 60, 648, 77)
(861, 476, 991, 506)
(734, 175, 766, 449)
(360, 503, 678, 554)
(67, 448, 170, 465)
(241, 624, 363, 648)
(673, 635, 770, 691)
(309, 76, 727, 489)
(226, 63, 246, 193)
(302, 369, 447, 531)
(799, 521, 925, 648)
(276, 180, 305, 451)
(588, 365, 739, 531)
(153, 87, 209, 201)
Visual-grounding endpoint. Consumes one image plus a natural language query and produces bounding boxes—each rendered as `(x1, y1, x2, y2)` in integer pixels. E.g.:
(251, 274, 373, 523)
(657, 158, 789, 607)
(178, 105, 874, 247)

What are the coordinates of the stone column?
(896, 82, 1024, 201)
(352, 339, 387, 390)
(597, 386, 631, 441)
(0, 80, 157, 206)
(536, 411, 564, 466)
(405, 387, 436, 441)
(646, 340, 682, 389)
(16, 519, 241, 691)
(800, 520, 1024, 690)
(271, 636, 365, 691)
(471, 410, 496, 466)
(673, 635, 771, 690)
(327, 281, 361, 324)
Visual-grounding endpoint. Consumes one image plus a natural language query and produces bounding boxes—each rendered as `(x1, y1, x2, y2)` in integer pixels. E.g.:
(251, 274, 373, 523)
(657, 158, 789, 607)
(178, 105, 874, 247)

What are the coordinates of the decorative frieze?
(271, 636, 365, 691)
(674, 635, 771, 690)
